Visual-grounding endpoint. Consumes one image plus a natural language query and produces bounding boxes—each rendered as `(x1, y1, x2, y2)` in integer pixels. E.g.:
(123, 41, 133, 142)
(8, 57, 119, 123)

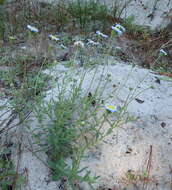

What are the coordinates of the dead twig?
(0, 110, 32, 135)
(142, 145, 153, 190)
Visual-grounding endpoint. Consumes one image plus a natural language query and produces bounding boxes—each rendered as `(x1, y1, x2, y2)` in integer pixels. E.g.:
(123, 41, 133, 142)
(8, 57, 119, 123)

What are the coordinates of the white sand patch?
(9, 62, 172, 189)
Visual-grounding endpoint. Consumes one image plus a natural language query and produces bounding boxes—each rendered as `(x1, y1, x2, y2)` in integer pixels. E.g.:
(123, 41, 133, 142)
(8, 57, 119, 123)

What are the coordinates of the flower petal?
(27, 25, 39, 33)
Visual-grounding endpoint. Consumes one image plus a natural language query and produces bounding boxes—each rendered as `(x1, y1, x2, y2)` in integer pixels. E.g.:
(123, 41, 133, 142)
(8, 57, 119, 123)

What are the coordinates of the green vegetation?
(0, 0, 5, 5)
(33, 69, 131, 189)
(0, 55, 51, 189)
(0, 144, 24, 190)
(122, 15, 147, 37)
(0, 6, 5, 39)
(0, 149, 14, 190)
(68, 0, 108, 31)
(111, 0, 134, 19)
(0, 0, 171, 189)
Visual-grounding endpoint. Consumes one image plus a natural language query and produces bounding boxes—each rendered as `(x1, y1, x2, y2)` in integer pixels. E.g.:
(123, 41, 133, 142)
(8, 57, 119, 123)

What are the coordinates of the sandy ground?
(9, 61, 172, 190)
(1, 1, 172, 189)
(39, 0, 172, 30)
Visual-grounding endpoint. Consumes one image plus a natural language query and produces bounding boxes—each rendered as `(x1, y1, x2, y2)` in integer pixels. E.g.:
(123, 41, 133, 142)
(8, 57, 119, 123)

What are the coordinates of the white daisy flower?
(96, 31, 108, 38)
(111, 26, 123, 35)
(21, 46, 26, 50)
(27, 25, 39, 33)
(111, 23, 126, 36)
(60, 44, 67, 49)
(8, 36, 17, 40)
(74, 41, 84, 48)
(115, 46, 122, 50)
(49, 34, 60, 41)
(115, 23, 126, 32)
(159, 49, 167, 56)
(87, 39, 100, 46)
(105, 104, 119, 113)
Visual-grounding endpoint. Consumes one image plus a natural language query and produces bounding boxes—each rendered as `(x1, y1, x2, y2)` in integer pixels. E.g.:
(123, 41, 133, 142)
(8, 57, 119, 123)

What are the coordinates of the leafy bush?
(68, 0, 108, 31)
(0, 147, 16, 190)
(122, 15, 146, 36)
(0, 7, 5, 39)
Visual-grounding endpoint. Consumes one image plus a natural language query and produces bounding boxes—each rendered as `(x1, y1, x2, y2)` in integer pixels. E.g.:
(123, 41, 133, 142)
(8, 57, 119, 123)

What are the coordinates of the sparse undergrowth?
(0, 142, 24, 190)
(33, 69, 132, 189)
(0, 146, 15, 190)
(1, 0, 171, 71)
(0, 54, 53, 189)
(0, 0, 172, 189)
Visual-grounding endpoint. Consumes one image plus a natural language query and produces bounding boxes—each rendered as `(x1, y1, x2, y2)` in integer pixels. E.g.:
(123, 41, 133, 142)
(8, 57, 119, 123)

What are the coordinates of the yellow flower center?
(107, 105, 115, 110)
